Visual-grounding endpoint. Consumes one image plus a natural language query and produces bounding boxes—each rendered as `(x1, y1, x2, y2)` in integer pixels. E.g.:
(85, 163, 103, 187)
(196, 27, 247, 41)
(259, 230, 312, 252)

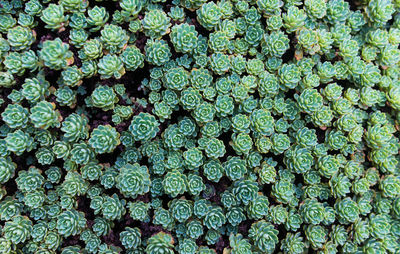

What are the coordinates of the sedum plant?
(98, 54, 125, 79)
(40, 4, 67, 31)
(116, 163, 151, 199)
(88, 125, 120, 154)
(170, 24, 198, 53)
(0, 157, 16, 184)
(142, 9, 171, 39)
(39, 38, 74, 70)
(129, 112, 159, 142)
(120, 227, 141, 250)
(0, 0, 400, 253)
(29, 101, 61, 129)
(7, 26, 35, 51)
(1, 104, 29, 129)
(56, 210, 87, 237)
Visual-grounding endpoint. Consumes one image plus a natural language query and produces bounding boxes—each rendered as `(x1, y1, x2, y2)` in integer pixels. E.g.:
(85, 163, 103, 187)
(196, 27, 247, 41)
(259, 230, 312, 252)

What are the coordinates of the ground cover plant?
(0, 0, 400, 253)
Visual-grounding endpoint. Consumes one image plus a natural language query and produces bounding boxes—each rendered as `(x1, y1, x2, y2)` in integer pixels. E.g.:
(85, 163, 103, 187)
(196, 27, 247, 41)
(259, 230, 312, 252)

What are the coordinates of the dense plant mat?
(0, 0, 400, 253)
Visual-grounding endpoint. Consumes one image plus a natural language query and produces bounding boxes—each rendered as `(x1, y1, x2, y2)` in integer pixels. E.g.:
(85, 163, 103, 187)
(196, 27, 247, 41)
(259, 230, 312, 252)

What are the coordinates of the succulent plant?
(3, 215, 33, 244)
(101, 194, 126, 221)
(145, 232, 174, 254)
(87, 6, 109, 31)
(89, 125, 120, 154)
(116, 163, 151, 199)
(1, 104, 29, 129)
(55, 86, 77, 107)
(39, 38, 74, 70)
(170, 24, 198, 53)
(61, 113, 89, 142)
(249, 220, 279, 253)
(29, 101, 61, 129)
(100, 24, 129, 54)
(98, 54, 126, 79)
(128, 201, 150, 221)
(142, 9, 171, 39)
(40, 4, 67, 31)
(7, 26, 35, 51)
(90, 85, 119, 111)
(120, 227, 141, 249)
(129, 113, 160, 142)
(145, 39, 172, 66)
(0, 157, 16, 184)
(196, 2, 222, 30)
(120, 46, 144, 71)
(0, 0, 399, 253)
(56, 210, 87, 237)
(163, 170, 187, 197)
(5, 130, 34, 155)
